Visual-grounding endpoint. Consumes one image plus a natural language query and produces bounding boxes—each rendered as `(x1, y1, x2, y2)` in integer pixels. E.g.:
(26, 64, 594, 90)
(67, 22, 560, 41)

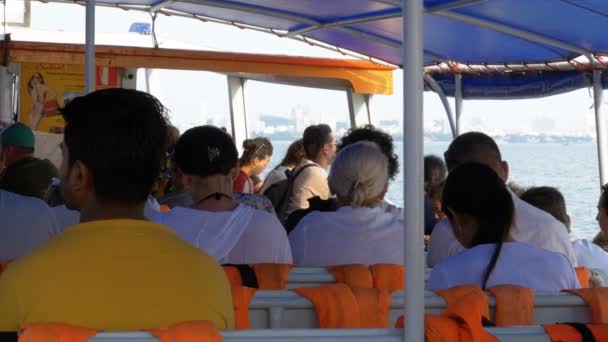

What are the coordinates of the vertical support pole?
(593, 70, 608, 187)
(425, 75, 457, 138)
(227, 76, 248, 152)
(365, 94, 374, 126)
(347, 89, 373, 128)
(145, 69, 153, 93)
(455, 73, 463, 136)
(0, 66, 12, 123)
(403, 0, 425, 341)
(85, 0, 96, 93)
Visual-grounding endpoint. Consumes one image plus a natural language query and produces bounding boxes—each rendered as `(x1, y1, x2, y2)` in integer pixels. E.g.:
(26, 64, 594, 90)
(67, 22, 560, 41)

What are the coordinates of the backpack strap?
(275, 163, 320, 214)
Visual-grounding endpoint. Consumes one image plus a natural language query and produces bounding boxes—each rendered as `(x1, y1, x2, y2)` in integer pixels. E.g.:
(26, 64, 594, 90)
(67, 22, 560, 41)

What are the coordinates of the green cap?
(1, 123, 35, 149)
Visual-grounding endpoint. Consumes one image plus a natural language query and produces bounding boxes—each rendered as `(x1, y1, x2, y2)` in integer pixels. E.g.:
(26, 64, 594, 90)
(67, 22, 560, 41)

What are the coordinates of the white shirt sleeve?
(426, 219, 465, 267)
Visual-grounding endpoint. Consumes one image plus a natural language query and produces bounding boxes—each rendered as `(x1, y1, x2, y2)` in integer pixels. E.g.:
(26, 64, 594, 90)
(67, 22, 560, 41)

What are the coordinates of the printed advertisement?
(19, 63, 120, 133)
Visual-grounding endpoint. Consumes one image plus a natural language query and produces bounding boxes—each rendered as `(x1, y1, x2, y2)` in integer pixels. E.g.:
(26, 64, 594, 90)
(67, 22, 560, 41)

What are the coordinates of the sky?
(1, 0, 602, 136)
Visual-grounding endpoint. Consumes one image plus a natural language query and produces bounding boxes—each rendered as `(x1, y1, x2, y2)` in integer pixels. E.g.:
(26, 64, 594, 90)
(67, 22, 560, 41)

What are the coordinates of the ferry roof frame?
(22, 1, 608, 341)
(1, 40, 394, 95)
(30, 0, 608, 68)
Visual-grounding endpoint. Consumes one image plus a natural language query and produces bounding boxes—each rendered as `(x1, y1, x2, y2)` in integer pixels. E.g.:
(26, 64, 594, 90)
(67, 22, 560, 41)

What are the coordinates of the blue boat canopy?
(39, 0, 608, 98)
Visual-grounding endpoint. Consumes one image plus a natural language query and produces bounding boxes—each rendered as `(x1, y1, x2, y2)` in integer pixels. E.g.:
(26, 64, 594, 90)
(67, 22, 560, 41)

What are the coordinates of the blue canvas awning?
(427, 70, 608, 100)
(52, 0, 608, 67)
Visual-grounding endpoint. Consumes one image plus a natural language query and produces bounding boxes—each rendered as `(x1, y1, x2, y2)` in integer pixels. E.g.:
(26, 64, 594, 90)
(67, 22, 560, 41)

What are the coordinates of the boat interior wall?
(86, 327, 551, 342)
(285, 267, 431, 290)
(247, 290, 591, 329)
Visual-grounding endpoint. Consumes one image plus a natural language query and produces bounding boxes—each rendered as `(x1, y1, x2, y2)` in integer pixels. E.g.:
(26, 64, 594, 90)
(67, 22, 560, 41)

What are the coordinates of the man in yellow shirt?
(0, 89, 234, 332)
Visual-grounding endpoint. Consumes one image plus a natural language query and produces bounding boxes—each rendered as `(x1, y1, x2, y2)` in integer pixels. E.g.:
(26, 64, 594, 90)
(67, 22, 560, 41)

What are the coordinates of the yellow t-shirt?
(0, 219, 234, 331)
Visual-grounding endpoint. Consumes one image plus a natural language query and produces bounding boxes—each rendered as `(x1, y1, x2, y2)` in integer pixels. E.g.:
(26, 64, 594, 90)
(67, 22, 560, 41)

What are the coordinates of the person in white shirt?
(285, 124, 336, 219)
(0, 189, 64, 260)
(290, 141, 403, 266)
(153, 125, 292, 265)
(427, 163, 579, 292)
(427, 132, 576, 267)
(521, 186, 608, 276)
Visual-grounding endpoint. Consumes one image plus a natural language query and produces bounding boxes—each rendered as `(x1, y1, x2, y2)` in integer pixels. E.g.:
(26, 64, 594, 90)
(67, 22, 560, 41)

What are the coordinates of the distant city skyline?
(8, 2, 604, 138)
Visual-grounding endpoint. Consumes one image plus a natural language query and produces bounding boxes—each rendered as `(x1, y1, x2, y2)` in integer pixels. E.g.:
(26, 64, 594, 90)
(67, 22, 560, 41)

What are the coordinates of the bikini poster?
(19, 63, 120, 133)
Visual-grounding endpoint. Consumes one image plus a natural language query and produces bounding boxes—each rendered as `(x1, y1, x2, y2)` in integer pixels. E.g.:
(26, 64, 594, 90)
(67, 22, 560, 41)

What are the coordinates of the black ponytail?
(442, 162, 514, 289)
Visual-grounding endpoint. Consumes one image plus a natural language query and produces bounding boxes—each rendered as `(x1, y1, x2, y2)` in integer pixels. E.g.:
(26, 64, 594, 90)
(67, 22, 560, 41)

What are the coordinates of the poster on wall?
(19, 63, 120, 133)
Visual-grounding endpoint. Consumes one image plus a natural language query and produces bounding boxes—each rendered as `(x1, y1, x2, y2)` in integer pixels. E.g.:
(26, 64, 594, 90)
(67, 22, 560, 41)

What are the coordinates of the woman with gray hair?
(289, 141, 404, 266)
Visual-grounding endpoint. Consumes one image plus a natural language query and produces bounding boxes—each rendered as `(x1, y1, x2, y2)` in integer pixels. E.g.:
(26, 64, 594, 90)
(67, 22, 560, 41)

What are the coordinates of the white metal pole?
(593, 70, 608, 187)
(403, 0, 425, 340)
(85, 0, 96, 93)
(455, 73, 463, 135)
(425, 75, 457, 138)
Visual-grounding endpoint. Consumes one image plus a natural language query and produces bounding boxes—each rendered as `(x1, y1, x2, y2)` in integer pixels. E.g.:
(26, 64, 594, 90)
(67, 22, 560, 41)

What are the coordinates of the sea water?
(266, 141, 601, 240)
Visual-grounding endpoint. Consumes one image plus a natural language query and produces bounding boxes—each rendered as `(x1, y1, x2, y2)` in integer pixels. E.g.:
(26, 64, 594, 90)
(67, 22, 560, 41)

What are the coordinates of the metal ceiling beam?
(426, 0, 486, 13)
(435, 10, 592, 56)
(150, 0, 176, 12)
(286, 0, 485, 42)
(178, 0, 321, 25)
(285, 9, 401, 38)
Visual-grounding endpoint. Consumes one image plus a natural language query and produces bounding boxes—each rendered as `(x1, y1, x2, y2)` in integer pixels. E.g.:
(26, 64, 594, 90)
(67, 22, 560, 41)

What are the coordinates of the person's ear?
(68, 160, 92, 195)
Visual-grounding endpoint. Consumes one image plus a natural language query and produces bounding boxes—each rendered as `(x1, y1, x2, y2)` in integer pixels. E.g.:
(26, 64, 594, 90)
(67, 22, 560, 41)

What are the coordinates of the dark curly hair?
(337, 124, 399, 181)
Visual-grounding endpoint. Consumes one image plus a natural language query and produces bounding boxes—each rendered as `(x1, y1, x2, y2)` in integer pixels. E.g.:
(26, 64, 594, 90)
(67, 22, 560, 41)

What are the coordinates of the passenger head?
(520, 186, 570, 232)
(60, 89, 168, 218)
(0, 122, 36, 166)
(442, 163, 514, 289)
(166, 125, 180, 151)
(303, 124, 336, 167)
(279, 139, 305, 169)
(174, 125, 238, 198)
(597, 185, 608, 238)
(338, 124, 399, 181)
(239, 137, 273, 177)
(424, 155, 446, 199)
(329, 141, 388, 208)
(444, 132, 509, 182)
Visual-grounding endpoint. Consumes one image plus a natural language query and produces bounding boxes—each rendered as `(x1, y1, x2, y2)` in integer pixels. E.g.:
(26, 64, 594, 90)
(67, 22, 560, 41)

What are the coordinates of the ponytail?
(482, 241, 503, 290)
(442, 163, 515, 289)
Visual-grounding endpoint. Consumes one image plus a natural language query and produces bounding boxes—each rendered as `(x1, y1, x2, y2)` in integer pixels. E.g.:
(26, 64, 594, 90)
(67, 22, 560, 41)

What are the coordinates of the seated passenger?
(260, 138, 305, 194)
(0, 189, 63, 260)
(593, 185, 608, 253)
(289, 142, 403, 266)
(153, 126, 292, 265)
(424, 155, 447, 235)
(284, 124, 335, 219)
(0, 123, 58, 199)
(233, 137, 273, 194)
(521, 186, 608, 274)
(427, 163, 579, 292)
(285, 125, 401, 232)
(427, 132, 576, 267)
(0, 89, 233, 331)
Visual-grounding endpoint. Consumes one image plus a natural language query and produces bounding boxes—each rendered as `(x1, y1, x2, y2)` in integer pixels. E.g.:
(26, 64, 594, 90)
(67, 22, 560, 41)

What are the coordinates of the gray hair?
(329, 141, 389, 207)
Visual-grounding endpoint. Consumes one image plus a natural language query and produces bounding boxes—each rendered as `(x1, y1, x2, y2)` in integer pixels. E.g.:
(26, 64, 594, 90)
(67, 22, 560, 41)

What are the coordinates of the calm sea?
(266, 140, 601, 240)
